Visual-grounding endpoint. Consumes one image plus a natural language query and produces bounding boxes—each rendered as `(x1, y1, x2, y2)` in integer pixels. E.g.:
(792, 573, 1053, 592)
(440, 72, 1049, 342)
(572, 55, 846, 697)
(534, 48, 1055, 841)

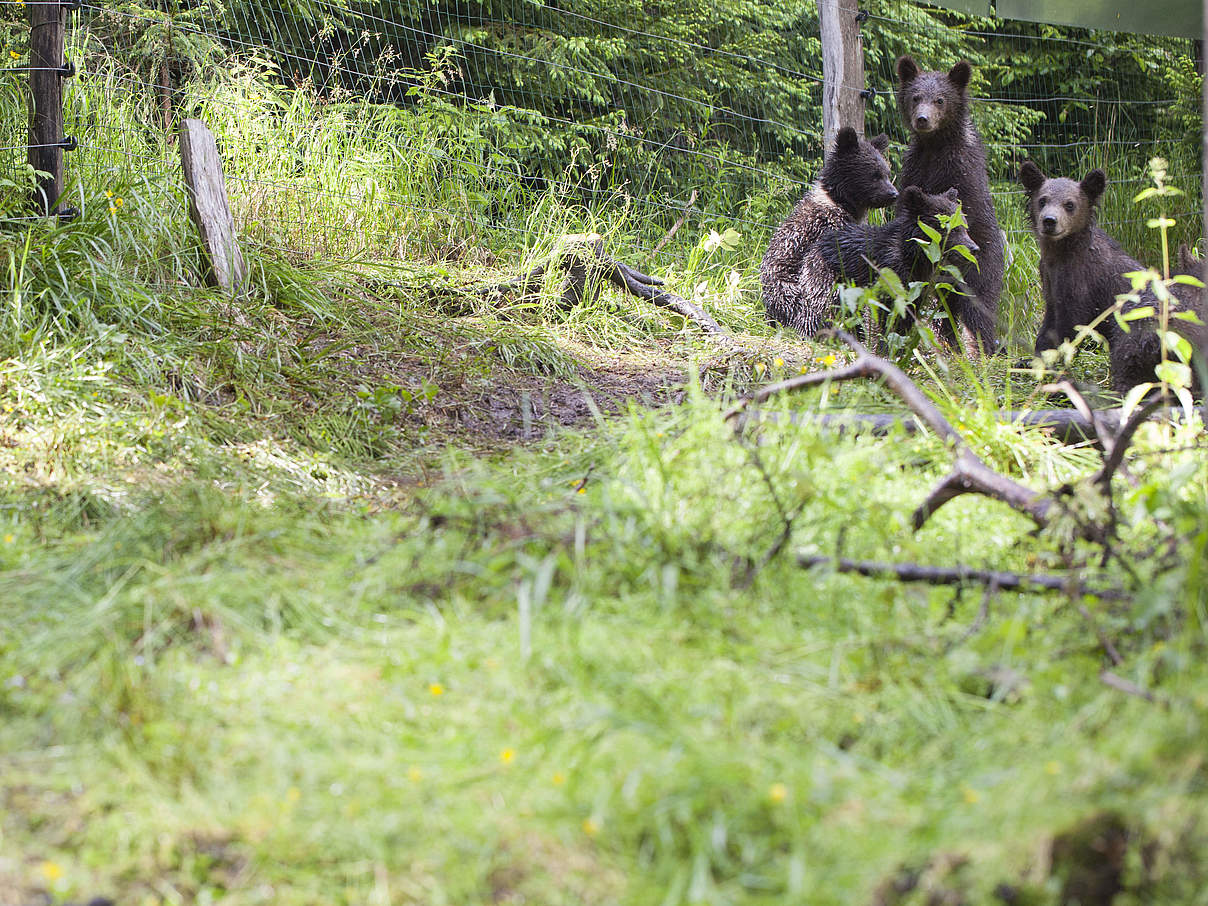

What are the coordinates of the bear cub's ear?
(870, 133, 890, 153)
(942, 187, 960, 202)
(1018, 160, 1045, 194)
(947, 60, 972, 90)
(896, 55, 919, 84)
(1080, 169, 1107, 205)
(834, 126, 859, 154)
(899, 186, 925, 212)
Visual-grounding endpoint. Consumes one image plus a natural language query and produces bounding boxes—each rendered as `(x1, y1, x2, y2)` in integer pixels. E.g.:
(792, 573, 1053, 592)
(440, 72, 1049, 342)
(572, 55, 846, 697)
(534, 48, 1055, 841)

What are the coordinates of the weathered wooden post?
(28, 0, 71, 214)
(818, 0, 867, 158)
(179, 118, 247, 294)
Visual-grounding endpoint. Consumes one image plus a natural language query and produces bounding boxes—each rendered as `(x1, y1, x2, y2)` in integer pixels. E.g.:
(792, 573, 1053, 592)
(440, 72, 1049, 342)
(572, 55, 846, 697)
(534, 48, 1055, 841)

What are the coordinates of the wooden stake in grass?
(179, 118, 247, 295)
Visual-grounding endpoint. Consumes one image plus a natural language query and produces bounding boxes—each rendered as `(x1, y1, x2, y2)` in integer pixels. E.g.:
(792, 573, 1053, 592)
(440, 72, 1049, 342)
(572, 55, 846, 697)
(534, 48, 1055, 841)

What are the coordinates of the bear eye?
(1064, 201, 1075, 212)
(935, 97, 944, 105)
(1038, 196, 1048, 206)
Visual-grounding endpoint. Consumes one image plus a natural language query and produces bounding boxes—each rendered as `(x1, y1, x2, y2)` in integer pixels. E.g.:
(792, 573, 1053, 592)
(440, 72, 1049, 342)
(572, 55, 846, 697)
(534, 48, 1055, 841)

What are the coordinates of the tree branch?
(797, 554, 1125, 599)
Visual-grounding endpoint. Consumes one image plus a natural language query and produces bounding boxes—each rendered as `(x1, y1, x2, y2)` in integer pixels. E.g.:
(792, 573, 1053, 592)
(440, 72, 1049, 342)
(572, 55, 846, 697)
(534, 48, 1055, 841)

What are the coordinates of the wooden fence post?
(819, 0, 867, 159)
(179, 118, 247, 294)
(28, 0, 69, 215)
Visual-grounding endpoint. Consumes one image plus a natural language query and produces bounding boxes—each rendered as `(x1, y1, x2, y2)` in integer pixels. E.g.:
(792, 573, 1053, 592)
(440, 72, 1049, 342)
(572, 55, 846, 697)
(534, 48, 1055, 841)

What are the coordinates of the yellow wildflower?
(582, 817, 599, 836)
(753, 362, 766, 376)
(774, 356, 784, 368)
(428, 682, 444, 696)
(3, 534, 12, 544)
(9, 51, 19, 60)
(39, 861, 62, 882)
(500, 748, 515, 764)
(961, 785, 980, 804)
(407, 766, 423, 782)
(114, 197, 124, 207)
(768, 782, 788, 803)
(1045, 761, 1061, 776)
(286, 786, 301, 802)
(552, 772, 566, 786)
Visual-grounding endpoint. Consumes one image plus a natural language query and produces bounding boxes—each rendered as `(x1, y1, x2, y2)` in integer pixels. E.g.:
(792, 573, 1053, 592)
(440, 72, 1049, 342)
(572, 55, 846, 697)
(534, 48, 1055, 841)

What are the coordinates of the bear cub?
(817, 187, 976, 285)
(896, 56, 1003, 352)
(1018, 161, 1142, 356)
(1112, 244, 1207, 395)
(815, 186, 978, 333)
(761, 126, 897, 337)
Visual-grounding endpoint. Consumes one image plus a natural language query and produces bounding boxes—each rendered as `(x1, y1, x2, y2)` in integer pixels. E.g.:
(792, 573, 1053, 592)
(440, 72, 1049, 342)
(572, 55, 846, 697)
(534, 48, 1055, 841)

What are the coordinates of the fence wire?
(0, 0, 1202, 264)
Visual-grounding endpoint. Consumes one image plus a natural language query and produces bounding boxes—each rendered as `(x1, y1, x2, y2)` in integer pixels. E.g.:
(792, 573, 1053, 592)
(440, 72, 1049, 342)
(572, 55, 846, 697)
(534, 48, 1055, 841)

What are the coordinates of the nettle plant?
(837, 206, 977, 365)
(1115, 157, 1205, 413)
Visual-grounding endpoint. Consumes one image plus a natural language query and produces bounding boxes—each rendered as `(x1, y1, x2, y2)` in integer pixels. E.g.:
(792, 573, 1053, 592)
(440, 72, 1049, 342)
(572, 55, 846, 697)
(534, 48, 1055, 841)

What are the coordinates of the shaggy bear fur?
(816, 186, 976, 288)
(761, 126, 897, 336)
(1111, 244, 1208, 394)
(1018, 161, 1143, 356)
(896, 56, 1003, 352)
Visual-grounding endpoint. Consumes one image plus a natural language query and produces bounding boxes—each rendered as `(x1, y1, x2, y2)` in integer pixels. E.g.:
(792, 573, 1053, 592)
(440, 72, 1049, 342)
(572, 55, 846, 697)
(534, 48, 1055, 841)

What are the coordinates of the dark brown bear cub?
(761, 126, 897, 336)
(1112, 244, 1207, 395)
(896, 56, 1003, 353)
(1018, 161, 1142, 356)
(815, 186, 977, 333)
(817, 187, 975, 286)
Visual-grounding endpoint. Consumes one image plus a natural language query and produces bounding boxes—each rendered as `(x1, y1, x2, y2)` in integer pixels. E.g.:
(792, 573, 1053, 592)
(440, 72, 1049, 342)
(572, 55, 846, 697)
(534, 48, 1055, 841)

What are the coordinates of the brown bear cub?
(761, 126, 897, 336)
(1111, 244, 1207, 394)
(1018, 161, 1143, 356)
(896, 56, 1003, 352)
(816, 186, 977, 291)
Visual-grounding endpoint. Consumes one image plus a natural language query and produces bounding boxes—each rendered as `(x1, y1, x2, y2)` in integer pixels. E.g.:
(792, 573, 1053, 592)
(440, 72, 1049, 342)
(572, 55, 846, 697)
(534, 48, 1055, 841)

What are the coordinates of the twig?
(651, 189, 698, 255)
(1099, 669, 1157, 703)
(953, 580, 997, 647)
(1076, 603, 1124, 666)
(797, 554, 1126, 599)
(1094, 396, 1167, 494)
(736, 440, 801, 589)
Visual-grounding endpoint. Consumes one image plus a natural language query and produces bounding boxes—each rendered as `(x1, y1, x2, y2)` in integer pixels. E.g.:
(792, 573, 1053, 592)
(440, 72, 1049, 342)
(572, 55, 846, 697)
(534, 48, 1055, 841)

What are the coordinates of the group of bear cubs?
(760, 56, 1207, 395)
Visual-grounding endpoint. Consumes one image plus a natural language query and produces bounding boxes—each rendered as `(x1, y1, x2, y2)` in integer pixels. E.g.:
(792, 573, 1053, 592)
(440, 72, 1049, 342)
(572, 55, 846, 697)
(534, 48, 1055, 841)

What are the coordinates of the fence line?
(1, 0, 1201, 266)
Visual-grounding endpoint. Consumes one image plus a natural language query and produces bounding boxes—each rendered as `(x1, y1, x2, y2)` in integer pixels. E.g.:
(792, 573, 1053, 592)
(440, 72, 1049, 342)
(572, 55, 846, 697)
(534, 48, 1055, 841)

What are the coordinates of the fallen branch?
(726, 330, 1051, 531)
(478, 235, 735, 344)
(797, 554, 1126, 600)
(1099, 669, 1158, 703)
(732, 405, 1207, 446)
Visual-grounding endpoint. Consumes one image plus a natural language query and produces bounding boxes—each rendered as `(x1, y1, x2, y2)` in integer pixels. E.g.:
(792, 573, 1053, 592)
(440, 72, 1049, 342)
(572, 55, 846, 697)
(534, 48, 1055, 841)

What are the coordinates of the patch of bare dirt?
(441, 363, 684, 441)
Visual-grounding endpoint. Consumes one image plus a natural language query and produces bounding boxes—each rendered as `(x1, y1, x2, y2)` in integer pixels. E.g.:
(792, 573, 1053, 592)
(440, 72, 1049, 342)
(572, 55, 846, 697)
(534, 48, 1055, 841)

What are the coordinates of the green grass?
(1, 44, 1207, 906)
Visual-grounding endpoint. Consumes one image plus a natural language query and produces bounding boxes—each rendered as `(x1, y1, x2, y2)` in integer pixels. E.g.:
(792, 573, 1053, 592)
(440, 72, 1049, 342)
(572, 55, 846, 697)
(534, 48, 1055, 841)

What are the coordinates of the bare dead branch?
(797, 554, 1126, 599)
(1095, 397, 1167, 494)
(1099, 670, 1157, 703)
(1077, 603, 1124, 666)
(912, 450, 1053, 531)
(735, 406, 1205, 446)
(651, 189, 698, 255)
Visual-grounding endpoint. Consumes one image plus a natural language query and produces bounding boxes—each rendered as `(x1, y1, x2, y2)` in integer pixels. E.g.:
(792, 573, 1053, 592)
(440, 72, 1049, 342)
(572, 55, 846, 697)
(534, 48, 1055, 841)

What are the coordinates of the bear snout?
(1041, 215, 1058, 235)
(914, 113, 931, 131)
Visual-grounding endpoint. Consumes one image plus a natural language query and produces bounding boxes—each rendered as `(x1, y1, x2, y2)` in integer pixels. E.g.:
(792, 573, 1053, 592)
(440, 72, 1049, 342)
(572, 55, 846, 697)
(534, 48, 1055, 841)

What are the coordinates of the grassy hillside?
(1, 66, 1207, 906)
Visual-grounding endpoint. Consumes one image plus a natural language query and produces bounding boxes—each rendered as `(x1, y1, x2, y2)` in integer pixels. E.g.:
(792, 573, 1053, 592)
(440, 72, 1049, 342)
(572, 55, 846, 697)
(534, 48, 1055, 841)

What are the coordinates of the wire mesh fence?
(1, 0, 1202, 265)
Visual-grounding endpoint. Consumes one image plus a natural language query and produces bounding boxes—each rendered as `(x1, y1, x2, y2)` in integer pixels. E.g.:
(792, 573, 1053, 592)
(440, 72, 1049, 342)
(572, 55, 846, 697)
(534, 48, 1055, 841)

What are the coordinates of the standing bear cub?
(761, 126, 897, 336)
(896, 56, 1003, 352)
(1018, 161, 1142, 356)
